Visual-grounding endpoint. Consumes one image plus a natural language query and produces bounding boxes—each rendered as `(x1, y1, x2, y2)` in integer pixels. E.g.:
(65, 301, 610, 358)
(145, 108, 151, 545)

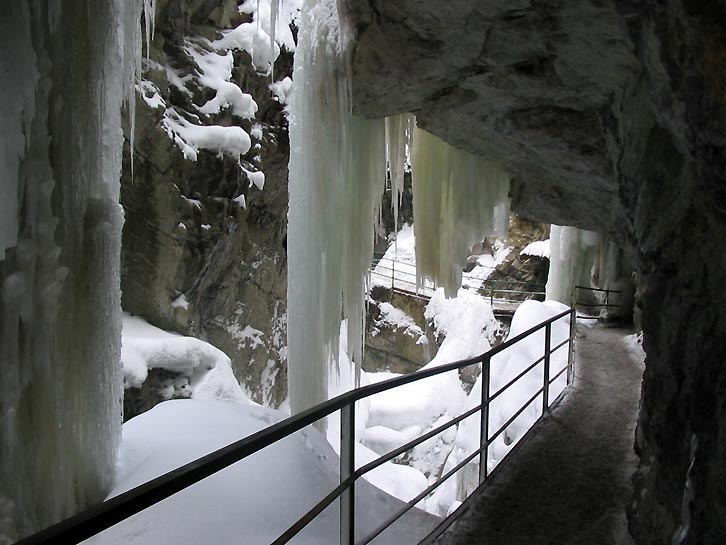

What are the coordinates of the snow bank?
(622, 333, 645, 366)
(121, 314, 249, 404)
(325, 322, 429, 504)
(85, 400, 438, 545)
(430, 300, 571, 513)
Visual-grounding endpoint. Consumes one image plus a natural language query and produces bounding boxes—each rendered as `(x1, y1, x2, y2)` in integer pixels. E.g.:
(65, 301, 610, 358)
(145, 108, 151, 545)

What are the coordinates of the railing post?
(543, 323, 551, 414)
(489, 283, 494, 306)
(567, 308, 575, 385)
(340, 404, 355, 545)
(478, 356, 491, 484)
(391, 258, 395, 291)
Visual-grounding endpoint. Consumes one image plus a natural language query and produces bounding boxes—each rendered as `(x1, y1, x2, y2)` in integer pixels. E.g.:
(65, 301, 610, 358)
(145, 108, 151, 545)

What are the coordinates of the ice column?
(385, 113, 415, 231)
(0, 0, 150, 541)
(287, 0, 386, 415)
(411, 127, 510, 297)
(545, 225, 602, 304)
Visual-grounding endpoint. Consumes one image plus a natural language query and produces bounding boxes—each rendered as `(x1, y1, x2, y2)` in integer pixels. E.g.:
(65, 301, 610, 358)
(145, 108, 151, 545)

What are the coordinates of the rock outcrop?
(345, 1, 726, 543)
(121, 1, 292, 408)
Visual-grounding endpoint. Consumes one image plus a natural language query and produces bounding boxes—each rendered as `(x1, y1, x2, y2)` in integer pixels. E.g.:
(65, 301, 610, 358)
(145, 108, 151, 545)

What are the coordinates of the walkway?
(437, 325, 644, 545)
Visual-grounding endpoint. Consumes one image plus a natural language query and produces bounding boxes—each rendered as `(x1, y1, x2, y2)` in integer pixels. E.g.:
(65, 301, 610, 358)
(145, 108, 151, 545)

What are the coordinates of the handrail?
(15, 308, 576, 545)
(371, 254, 546, 305)
(572, 285, 622, 316)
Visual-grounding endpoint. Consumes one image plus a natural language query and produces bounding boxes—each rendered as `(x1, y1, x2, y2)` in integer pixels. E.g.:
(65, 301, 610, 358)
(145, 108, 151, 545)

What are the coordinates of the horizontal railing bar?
(17, 308, 573, 545)
(358, 438, 490, 545)
(13, 397, 350, 545)
(272, 476, 355, 545)
(574, 285, 622, 294)
(576, 303, 620, 308)
(486, 386, 545, 446)
(356, 404, 483, 478)
(488, 355, 546, 403)
(548, 363, 569, 385)
(550, 337, 571, 354)
(417, 376, 573, 545)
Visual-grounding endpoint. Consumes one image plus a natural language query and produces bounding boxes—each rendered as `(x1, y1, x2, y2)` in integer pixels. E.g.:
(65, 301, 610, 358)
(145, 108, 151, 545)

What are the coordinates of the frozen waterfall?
(287, 0, 386, 415)
(545, 225, 601, 304)
(411, 128, 510, 297)
(288, 1, 513, 416)
(0, 1, 150, 541)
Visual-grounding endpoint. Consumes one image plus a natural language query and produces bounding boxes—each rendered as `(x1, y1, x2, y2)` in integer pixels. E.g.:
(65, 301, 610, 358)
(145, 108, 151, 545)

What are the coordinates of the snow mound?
(84, 400, 438, 545)
(429, 300, 572, 514)
(121, 314, 249, 404)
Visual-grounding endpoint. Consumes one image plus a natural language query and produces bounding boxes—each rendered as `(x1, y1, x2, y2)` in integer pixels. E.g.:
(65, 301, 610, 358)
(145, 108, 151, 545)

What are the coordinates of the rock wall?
(345, 1, 726, 543)
(121, 1, 292, 408)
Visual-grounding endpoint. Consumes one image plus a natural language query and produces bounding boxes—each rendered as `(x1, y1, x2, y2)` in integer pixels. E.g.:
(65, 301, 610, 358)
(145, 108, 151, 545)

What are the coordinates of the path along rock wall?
(345, 1, 726, 543)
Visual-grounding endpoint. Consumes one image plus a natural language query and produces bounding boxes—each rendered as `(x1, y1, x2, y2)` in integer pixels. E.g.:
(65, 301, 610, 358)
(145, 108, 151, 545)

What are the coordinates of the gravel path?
(437, 325, 644, 545)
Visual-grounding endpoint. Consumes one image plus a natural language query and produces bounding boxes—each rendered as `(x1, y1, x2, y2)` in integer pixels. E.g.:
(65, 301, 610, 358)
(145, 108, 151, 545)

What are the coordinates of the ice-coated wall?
(411, 128, 510, 297)
(287, 0, 386, 415)
(0, 1, 149, 541)
(545, 225, 601, 305)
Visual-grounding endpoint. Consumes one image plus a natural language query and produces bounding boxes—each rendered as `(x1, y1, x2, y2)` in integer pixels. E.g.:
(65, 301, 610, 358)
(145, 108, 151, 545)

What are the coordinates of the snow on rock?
(121, 314, 248, 405)
(430, 299, 572, 514)
(184, 43, 258, 118)
(521, 239, 551, 259)
(270, 76, 293, 104)
(85, 400, 438, 545)
(424, 288, 499, 364)
(171, 294, 189, 310)
(461, 241, 512, 290)
(376, 302, 425, 341)
(161, 110, 252, 161)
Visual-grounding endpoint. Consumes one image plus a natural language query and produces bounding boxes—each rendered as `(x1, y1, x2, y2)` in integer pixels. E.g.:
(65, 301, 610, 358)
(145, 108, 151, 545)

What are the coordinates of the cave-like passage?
(437, 325, 643, 545)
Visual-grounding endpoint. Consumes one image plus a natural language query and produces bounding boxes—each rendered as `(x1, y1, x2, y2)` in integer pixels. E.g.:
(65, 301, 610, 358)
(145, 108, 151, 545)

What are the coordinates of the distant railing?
(371, 254, 546, 305)
(16, 308, 576, 545)
(572, 285, 622, 319)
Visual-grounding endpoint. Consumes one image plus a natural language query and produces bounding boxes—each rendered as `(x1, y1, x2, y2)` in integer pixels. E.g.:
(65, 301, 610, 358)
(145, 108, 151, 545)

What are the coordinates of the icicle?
(410, 127, 510, 297)
(385, 113, 414, 233)
(269, 0, 280, 78)
(287, 0, 386, 416)
(0, 0, 151, 540)
(545, 225, 601, 304)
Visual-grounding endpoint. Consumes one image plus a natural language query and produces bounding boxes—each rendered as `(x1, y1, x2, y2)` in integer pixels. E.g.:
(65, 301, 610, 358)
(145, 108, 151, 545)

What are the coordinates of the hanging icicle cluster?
(385, 113, 415, 233)
(410, 128, 510, 297)
(287, 0, 386, 415)
(545, 225, 602, 304)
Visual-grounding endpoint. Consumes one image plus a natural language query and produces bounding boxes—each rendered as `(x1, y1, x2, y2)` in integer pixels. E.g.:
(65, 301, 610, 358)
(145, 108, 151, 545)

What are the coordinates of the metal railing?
(16, 308, 576, 545)
(572, 285, 622, 318)
(371, 254, 546, 305)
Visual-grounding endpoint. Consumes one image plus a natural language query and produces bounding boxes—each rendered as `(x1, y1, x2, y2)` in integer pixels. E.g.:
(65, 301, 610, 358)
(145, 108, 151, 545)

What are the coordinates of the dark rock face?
(121, 2, 291, 408)
(346, 1, 726, 543)
(364, 287, 434, 374)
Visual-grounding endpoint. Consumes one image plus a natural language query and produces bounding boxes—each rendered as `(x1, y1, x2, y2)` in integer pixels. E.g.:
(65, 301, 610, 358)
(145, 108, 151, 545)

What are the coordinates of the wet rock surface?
(347, 1, 726, 543)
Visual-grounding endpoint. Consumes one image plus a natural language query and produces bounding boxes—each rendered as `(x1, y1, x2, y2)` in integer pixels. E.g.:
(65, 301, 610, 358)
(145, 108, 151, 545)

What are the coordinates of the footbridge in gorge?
(15, 287, 642, 545)
(370, 254, 546, 318)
